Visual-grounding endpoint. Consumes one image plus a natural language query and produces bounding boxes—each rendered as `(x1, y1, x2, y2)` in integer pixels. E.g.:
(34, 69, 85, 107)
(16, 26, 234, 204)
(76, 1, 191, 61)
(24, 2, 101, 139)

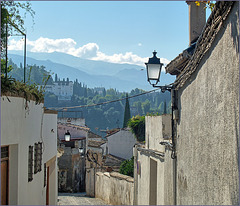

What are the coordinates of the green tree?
(163, 100, 167, 114)
(123, 93, 131, 128)
(142, 99, 151, 115)
(119, 157, 134, 177)
(133, 101, 143, 116)
(128, 115, 145, 142)
(55, 73, 58, 82)
(1, 1, 35, 56)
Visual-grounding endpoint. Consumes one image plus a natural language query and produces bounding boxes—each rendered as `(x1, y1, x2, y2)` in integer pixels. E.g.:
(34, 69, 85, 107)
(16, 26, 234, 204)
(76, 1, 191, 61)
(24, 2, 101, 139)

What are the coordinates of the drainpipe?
(171, 89, 177, 205)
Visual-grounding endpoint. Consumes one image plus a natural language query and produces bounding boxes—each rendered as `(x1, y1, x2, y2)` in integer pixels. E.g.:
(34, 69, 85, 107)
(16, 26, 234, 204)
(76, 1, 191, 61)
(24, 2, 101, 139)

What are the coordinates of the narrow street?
(58, 193, 110, 205)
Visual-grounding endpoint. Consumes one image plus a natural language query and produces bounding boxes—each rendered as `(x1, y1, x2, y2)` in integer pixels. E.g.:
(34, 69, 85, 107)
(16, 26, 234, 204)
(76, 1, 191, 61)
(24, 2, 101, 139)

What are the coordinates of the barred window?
(34, 142, 42, 174)
(28, 146, 34, 182)
(1, 146, 9, 159)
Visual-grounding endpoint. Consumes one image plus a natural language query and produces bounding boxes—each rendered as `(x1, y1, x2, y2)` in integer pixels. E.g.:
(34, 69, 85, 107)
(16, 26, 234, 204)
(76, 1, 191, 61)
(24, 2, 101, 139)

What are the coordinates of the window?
(28, 146, 34, 182)
(1, 146, 9, 159)
(34, 142, 42, 174)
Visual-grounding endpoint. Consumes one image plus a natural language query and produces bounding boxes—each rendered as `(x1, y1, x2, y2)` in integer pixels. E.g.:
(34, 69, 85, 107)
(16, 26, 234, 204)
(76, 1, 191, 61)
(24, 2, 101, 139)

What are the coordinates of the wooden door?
(1, 160, 8, 205)
(46, 166, 49, 205)
(149, 158, 157, 205)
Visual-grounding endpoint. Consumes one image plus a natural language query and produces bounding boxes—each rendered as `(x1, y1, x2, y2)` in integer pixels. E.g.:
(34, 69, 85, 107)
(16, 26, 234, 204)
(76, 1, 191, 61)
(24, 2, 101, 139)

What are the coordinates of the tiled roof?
(88, 140, 106, 148)
(166, 1, 235, 88)
(58, 123, 88, 140)
(105, 128, 121, 137)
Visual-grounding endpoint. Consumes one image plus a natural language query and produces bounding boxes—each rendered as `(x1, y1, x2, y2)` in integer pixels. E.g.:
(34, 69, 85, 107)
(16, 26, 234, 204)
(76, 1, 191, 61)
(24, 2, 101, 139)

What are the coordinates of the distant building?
(44, 80, 73, 101)
(106, 128, 136, 160)
(57, 118, 89, 193)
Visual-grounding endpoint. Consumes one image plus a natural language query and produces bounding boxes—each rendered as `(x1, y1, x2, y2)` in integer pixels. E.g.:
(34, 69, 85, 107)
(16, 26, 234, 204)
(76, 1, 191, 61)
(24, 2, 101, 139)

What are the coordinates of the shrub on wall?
(119, 157, 134, 177)
(128, 115, 145, 142)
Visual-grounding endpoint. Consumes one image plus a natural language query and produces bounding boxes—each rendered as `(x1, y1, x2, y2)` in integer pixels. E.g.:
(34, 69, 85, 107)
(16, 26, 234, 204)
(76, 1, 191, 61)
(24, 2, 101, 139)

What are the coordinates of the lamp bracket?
(152, 84, 174, 92)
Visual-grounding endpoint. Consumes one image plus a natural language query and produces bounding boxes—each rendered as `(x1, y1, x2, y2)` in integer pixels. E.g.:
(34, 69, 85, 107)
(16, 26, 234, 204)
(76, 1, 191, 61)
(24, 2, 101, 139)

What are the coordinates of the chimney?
(186, 1, 206, 46)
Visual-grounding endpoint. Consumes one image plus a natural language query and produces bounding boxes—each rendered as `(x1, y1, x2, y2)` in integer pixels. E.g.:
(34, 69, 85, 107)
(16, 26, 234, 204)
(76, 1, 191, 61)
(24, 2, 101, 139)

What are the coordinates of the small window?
(34, 142, 42, 174)
(28, 146, 33, 182)
(1, 146, 9, 159)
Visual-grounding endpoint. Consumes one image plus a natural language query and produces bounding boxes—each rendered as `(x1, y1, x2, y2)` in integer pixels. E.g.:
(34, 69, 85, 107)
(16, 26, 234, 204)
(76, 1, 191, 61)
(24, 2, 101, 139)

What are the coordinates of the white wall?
(44, 81, 73, 100)
(145, 115, 171, 151)
(135, 115, 170, 205)
(1, 96, 57, 205)
(57, 117, 86, 127)
(107, 129, 136, 160)
(95, 172, 134, 205)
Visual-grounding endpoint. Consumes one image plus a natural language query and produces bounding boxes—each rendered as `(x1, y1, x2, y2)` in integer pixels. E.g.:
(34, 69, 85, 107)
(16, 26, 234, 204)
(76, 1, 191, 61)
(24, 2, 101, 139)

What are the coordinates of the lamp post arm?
(152, 84, 174, 92)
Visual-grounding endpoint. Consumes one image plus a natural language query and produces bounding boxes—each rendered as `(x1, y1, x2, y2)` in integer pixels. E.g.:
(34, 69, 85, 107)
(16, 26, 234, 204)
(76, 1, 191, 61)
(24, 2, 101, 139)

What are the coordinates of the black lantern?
(145, 51, 176, 159)
(64, 130, 71, 141)
(145, 50, 163, 86)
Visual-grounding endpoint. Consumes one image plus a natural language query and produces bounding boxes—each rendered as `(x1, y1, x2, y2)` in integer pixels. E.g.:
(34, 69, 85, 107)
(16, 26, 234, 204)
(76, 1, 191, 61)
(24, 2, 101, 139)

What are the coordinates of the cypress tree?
(123, 93, 131, 128)
(55, 73, 58, 82)
(163, 100, 167, 114)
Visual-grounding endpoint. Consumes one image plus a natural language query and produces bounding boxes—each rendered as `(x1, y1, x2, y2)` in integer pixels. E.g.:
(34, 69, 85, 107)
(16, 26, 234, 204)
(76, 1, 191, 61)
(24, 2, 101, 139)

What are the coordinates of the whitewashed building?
(44, 81, 73, 101)
(106, 128, 136, 160)
(1, 94, 58, 205)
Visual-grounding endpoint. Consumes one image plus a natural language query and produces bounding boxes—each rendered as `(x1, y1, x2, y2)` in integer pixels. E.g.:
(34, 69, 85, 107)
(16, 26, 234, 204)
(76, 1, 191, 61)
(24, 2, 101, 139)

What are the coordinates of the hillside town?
(1, 1, 239, 205)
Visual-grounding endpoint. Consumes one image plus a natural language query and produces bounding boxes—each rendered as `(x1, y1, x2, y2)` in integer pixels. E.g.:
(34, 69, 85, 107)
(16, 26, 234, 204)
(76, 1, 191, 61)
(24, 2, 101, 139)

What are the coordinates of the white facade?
(1, 96, 58, 205)
(107, 129, 136, 160)
(45, 81, 73, 101)
(58, 117, 85, 127)
(134, 115, 172, 205)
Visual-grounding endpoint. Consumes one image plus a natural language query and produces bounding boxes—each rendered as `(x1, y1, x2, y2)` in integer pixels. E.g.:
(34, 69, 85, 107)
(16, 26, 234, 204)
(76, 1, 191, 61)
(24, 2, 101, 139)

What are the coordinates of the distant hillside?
(8, 51, 175, 92)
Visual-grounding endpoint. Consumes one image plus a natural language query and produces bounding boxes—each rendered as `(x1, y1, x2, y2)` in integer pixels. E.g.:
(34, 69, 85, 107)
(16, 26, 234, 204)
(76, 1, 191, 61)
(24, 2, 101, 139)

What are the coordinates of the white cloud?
(91, 51, 148, 67)
(138, 43, 142, 46)
(8, 37, 170, 68)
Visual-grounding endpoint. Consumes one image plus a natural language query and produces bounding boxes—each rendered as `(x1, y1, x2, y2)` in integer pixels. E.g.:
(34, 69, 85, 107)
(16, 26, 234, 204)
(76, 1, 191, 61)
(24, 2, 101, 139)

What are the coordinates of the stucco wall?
(135, 116, 170, 205)
(107, 129, 136, 160)
(57, 117, 85, 126)
(95, 172, 134, 205)
(1, 96, 57, 205)
(136, 149, 165, 205)
(176, 3, 239, 205)
(164, 148, 175, 205)
(145, 115, 171, 151)
(58, 145, 85, 192)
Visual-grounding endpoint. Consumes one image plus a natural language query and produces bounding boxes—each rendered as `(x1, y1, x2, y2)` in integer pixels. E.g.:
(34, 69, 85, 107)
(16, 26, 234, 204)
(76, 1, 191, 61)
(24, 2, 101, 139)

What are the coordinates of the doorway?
(149, 158, 157, 205)
(1, 146, 9, 205)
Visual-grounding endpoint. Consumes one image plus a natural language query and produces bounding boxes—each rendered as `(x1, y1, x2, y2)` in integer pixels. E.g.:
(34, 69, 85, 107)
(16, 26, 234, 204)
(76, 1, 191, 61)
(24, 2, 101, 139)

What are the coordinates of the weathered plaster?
(176, 3, 239, 205)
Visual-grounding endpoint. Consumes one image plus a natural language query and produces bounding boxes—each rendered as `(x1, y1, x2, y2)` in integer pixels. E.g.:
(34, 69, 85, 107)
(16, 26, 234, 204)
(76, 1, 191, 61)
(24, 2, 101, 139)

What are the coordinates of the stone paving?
(58, 192, 110, 205)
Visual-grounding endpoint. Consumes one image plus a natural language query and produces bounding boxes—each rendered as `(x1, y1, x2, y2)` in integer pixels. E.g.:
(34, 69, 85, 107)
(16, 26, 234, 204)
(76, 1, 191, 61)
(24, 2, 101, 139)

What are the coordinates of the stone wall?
(95, 172, 134, 205)
(176, 3, 239, 205)
(58, 146, 85, 192)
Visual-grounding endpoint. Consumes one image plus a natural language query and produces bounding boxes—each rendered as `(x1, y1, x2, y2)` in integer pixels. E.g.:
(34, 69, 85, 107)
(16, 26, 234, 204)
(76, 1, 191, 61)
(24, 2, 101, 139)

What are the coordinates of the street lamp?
(64, 130, 71, 141)
(145, 51, 173, 92)
(145, 51, 176, 159)
(79, 148, 84, 157)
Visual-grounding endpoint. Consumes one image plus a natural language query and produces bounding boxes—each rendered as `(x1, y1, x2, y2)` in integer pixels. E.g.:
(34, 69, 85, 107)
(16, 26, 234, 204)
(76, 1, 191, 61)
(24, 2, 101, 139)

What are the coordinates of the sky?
(8, 1, 211, 68)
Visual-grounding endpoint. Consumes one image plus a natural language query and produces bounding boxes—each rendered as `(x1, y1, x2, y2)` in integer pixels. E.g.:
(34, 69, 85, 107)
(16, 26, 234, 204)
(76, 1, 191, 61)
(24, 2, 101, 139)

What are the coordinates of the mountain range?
(8, 51, 176, 92)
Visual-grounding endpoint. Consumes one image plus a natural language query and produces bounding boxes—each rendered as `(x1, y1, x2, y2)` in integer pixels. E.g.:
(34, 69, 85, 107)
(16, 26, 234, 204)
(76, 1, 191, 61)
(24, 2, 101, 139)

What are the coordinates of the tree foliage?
(123, 93, 131, 128)
(195, 1, 215, 11)
(1, 1, 35, 56)
(119, 157, 134, 177)
(128, 115, 145, 142)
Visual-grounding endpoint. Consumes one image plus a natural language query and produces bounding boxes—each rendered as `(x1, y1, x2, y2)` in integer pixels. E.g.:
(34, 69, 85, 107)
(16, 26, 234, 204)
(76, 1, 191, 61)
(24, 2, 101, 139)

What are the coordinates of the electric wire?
(47, 88, 161, 111)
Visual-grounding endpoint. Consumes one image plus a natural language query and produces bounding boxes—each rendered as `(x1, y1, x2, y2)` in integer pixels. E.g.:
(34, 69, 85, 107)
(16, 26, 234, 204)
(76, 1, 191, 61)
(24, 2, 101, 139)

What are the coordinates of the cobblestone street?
(58, 192, 110, 205)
